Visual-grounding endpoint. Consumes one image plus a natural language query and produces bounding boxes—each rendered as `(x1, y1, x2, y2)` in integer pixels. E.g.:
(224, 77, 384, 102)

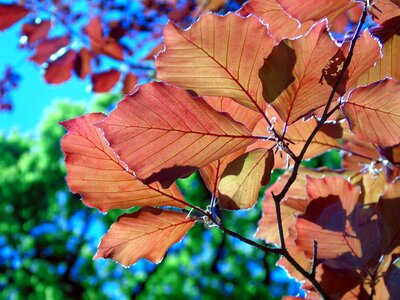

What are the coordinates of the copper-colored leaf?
(156, 13, 276, 111)
(98, 82, 256, 188)
(74, 47, 92, 79)
(342, 29, 383, 92)
(260, 21, 339, 125)
(296, 176, 362, 259)
(275, 0, 353, 22)
(238, 0, 314, 41)
(373, 0, 400, 24)
(218, 149, 274, 210)
(91, 69, 121, 93)
(95, 207, 195, 266)
(342, 78, 400, 147)
(60, 113, 186, 212)
(44, 50, 77, 84)
(358, 25, 400, 84)
(122, 72, 138, 94)
(22, 20, 51, 44)
(29, 36, 70, 64)
(0, 4, 29, 31)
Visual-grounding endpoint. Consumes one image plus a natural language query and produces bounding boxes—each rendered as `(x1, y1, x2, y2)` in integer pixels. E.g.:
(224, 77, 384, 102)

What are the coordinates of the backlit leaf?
(239, 0, 314, 41)
(98, 82, 256, 188)
(260, 21, 339, 125)
(44, 50, 77, 84)
(156, 13, 276, 111)
(342, 78, 400, 147)
(22, 20, 51, 44)
(29, 36, 70, 64)
(275, 0, 353, 22)
(296, 176, 362, 259)
(95, 207, 195, 266)
(60, 113, 186, 212)
(218, 148, 274, 210)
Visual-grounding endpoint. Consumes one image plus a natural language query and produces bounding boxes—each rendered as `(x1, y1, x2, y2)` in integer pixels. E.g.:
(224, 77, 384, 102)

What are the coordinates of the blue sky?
(0, 25, 91, 133)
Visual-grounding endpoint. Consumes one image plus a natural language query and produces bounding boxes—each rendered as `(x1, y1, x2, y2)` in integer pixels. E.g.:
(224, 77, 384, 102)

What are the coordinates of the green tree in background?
(0, 95, 300, 299)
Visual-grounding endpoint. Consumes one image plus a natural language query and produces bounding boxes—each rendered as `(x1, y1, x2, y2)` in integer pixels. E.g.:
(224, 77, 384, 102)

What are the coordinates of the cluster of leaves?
(58, 0, 400, 299)
(1, 95, 297, 299)
(0, 0, 243, 111)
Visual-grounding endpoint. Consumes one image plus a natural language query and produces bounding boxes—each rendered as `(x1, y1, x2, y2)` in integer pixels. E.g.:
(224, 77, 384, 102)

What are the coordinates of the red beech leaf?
(341, 29, 382, 91)
(296, 176, 362, 259)
(358, 26, 400, 84)
(29, 36, 70, 64)
(44, 50, 77, 84)
(156, 13, 276, 111)
(275, 0, 353, 22)
(74, 47, 92, 79)
(85, 16, 104, 43)
(199, 150, 244, 199)
(238, 0, 314, 41)
(98, 82, 256, 188)
(95, 207, 195, 266)
(218, 148, 274, 210)
(91, 69, 121, 93)
(122, 72, 138, 94)
(22, 20, 51, 44)
(372, 0, 400, 24)
(342, 78, 400, 148)
(60, 113, 186, 212)
(0, 4, 29, 31)
(260, 21, 339, 125)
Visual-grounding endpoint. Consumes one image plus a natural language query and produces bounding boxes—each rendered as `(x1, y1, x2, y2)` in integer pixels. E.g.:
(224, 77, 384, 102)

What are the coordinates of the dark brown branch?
(311, 240, 318, 278)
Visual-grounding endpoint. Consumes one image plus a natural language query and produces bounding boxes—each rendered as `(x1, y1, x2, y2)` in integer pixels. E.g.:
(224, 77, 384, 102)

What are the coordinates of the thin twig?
(311, 240, 318, 278)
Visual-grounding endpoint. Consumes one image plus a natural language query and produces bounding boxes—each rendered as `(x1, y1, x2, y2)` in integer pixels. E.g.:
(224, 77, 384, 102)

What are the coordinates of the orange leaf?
(218, 149, 274, 210)
(0, 4, 29, 31)
(98, 82, 256, 188)
(60, 113, 186, 212)
(372, 0, 400, 24)
(156, 13, 276, 111)
(342, 78, 400, 147)
(122, 72, 138, 94)
(91, 69, 121, 93)
(275, 0, 353, 22)
(260, 21, 339, 125)
(239, 0, 314, 41)
(95, 207, 195, 266)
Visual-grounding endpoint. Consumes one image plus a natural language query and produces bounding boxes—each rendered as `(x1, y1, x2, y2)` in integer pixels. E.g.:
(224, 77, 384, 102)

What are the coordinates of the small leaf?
(342, 78, 400, 147)
(0, 4, 29, 31)
(98, 82, 256, 188)
(44, 50, 77, 84)
(122, 72, 138, 94)
(29, 36, 70, 64)
(74, 47, 92, 79)
(218, 149, 274, 210)
(95, 207, 195, 266)
(91, 69, 121, 93)
(156, 13, 276, 111)
(60, 113, 186, 212)
(22, 20, 51, 44)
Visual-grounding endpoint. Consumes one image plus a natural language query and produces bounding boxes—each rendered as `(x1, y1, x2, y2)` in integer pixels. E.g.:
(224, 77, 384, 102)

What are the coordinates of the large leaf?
(60, 113, 186, 212)
(98, 82, 256, 188)
(342, 78, 400, 147)
(239, 0, 314, 41)
(260, 21, 339, 125)
(218, 148, 274, 210)
(156, 13, 276, 111)
(295, 176, 362, 259)
(95, 207, 195, 266)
